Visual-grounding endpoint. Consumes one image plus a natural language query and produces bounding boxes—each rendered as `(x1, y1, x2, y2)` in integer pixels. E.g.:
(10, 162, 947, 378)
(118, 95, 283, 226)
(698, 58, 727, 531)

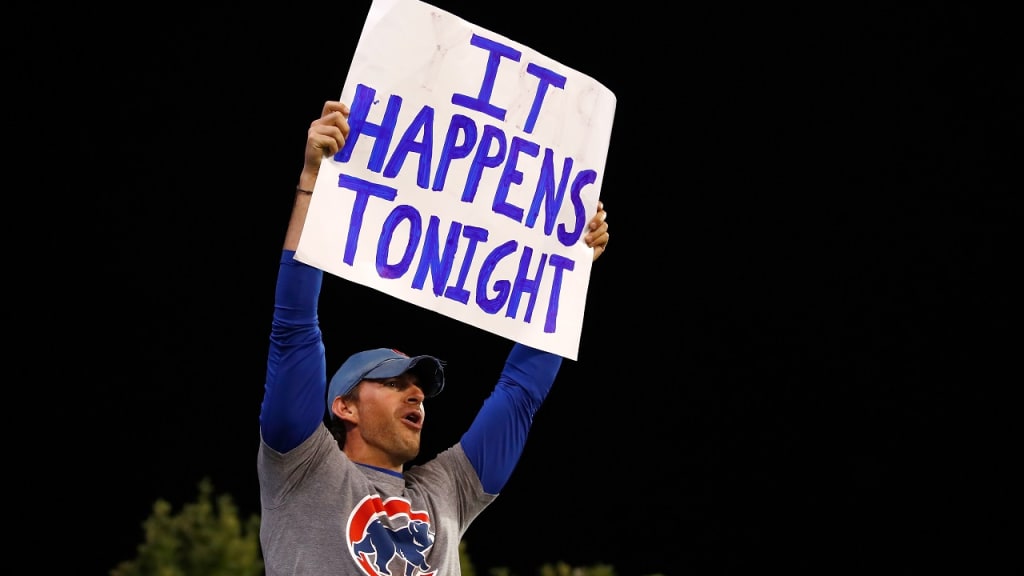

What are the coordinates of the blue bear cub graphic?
(353, 518, 434, 576)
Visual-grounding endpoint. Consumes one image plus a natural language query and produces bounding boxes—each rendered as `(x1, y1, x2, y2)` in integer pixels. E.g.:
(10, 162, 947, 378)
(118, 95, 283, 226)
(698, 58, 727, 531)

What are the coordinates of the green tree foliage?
(459, 540, 476, 576)
(111, 477, 263, 576)
(539, 564, 614, 576)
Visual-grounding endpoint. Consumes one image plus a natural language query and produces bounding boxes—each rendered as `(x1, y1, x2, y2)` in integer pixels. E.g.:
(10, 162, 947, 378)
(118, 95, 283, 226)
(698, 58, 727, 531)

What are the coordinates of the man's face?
(352, 372, 427, 466)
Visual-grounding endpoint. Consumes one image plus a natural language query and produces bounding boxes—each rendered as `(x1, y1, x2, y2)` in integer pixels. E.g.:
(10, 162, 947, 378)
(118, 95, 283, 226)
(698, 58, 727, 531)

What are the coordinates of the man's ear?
(332, 396, 356, 422)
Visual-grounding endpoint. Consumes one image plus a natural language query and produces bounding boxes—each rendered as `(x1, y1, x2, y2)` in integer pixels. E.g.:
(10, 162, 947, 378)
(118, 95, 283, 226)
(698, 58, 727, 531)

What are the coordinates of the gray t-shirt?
(258, 425, 495, 576)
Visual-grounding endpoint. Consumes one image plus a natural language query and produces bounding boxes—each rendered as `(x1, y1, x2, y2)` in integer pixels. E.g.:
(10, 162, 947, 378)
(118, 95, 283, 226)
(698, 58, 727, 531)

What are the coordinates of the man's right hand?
(299, 100, 351, 192)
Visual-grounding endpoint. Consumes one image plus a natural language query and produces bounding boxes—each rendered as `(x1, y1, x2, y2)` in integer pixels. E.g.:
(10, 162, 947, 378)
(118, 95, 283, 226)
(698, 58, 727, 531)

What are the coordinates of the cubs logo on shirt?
(347, 495, 436, 576)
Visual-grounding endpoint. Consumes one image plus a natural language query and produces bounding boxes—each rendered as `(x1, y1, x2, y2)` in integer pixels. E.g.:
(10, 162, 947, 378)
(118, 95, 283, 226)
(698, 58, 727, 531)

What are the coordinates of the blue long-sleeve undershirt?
(260, 250, 562, 494)
(461, 344, 561, 493)
(259, 251, 327, 453)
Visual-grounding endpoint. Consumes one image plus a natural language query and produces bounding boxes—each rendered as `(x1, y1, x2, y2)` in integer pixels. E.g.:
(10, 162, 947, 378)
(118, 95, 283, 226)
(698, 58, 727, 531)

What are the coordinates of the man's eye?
(385, 380, 400, 388)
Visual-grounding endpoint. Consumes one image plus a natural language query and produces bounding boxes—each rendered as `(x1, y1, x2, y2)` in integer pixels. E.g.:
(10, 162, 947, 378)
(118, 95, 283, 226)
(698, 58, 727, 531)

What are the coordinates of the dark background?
(42, 2, 1011, 574)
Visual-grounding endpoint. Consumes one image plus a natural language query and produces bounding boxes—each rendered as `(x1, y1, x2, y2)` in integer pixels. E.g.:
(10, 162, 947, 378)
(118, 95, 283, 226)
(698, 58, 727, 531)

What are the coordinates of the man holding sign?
(257, 100, 609, 575)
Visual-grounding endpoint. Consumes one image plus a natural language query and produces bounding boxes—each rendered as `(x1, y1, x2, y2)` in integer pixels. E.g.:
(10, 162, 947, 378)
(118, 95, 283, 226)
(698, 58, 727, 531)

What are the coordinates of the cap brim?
(363, 355, 445, 397)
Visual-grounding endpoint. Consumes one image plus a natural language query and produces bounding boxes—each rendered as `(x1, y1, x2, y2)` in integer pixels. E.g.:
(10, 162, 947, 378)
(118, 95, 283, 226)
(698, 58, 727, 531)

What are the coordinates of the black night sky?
(43, 2, 1011, 574)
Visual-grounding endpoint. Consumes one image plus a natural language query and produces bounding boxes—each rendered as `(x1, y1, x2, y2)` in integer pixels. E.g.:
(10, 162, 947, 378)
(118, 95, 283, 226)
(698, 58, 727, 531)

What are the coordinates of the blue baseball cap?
(327, 348, 445, 419)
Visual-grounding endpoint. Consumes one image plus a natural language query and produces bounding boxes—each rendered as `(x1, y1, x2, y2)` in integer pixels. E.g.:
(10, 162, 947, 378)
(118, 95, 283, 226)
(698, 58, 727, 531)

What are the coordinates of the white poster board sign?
(296, 0, 616, 360)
